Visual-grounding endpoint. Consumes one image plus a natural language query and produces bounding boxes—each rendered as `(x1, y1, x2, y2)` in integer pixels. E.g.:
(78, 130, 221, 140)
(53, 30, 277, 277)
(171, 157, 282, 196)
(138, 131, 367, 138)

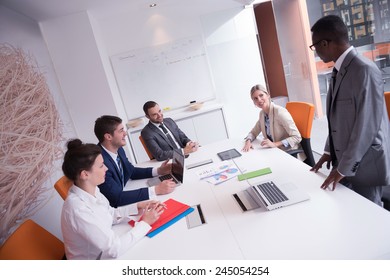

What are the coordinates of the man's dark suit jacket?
(140, 118, 191, 161)
(325, 48, 390, 196)
(98, 144, 153, 207)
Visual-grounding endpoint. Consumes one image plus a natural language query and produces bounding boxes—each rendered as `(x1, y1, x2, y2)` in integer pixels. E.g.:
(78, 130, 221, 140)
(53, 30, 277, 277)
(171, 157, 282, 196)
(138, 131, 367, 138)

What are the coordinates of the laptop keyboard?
(256, 181, 288, 205)
(159, 174, 178, 183)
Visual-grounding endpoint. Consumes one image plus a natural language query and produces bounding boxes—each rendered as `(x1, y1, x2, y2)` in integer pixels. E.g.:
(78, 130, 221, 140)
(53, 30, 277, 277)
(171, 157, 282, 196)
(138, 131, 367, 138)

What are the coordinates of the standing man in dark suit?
(94, 115, 176, 207)
(310, 15, 390, 205)
(141, 101, 199, 161)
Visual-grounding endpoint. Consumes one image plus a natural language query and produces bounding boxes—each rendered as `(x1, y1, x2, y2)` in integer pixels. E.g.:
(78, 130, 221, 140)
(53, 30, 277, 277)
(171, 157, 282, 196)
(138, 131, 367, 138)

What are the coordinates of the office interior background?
(1, 0, 389, 243)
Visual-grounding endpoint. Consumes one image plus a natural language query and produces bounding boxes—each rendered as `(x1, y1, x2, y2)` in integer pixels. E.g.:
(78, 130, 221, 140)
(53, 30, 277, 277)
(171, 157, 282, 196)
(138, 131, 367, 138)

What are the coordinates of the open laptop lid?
(172, 149, 185, 183)
(146, 149, 185, 187)
(250, 180, 309, 211)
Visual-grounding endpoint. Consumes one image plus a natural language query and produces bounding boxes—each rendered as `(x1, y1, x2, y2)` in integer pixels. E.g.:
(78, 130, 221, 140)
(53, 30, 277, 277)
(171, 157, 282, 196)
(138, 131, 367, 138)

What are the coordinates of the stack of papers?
(197, 160, 240, 185)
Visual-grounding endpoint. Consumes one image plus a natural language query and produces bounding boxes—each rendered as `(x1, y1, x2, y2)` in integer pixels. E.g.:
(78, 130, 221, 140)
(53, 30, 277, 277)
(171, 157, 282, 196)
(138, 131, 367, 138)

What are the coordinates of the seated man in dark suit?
(94, 115, 177, 207)
(141, 101, 198, 161)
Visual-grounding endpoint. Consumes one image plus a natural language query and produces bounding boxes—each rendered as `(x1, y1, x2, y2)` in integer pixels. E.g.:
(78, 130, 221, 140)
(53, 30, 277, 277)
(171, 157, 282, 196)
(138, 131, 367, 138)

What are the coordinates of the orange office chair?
(385, 91, 390, 120)
(54, 175, 73, 200)
(0, 219, 65, 260)
(285, 101, 316, 167)
(139, 135, 154, 160)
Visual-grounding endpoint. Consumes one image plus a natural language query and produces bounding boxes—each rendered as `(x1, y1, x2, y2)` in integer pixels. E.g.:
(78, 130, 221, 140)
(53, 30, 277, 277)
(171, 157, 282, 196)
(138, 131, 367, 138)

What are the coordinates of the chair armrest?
(286, 149, 304, 158)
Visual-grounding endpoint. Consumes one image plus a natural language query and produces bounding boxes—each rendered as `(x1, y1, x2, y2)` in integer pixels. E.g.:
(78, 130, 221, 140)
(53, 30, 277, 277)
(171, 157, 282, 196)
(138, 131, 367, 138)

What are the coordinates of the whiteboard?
(110, 36, 216, 120)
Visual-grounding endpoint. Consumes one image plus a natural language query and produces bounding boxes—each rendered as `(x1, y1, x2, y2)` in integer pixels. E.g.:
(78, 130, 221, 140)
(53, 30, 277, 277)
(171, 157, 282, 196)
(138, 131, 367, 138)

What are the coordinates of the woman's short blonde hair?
(250, 84, 269, 97)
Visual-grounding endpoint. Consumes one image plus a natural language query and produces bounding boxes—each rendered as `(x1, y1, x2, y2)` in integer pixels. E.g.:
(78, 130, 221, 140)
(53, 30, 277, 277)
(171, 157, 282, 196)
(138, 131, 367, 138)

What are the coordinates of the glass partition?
(307, 0, 390, 99)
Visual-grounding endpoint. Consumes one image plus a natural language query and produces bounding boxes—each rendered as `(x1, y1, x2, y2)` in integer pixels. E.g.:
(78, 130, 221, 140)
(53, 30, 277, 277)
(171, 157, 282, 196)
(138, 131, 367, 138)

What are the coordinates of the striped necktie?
(159, 123, 178, 148)
(116, 155, 124, 187)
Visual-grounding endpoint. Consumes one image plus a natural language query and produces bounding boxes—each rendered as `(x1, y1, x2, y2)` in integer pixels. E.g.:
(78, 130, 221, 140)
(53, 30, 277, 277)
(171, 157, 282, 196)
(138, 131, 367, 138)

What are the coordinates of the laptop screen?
(172, 149, 185, 183)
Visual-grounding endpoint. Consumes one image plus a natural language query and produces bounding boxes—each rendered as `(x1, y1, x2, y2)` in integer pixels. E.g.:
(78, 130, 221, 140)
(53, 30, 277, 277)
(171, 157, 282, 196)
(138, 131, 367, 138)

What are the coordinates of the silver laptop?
(248, 180, 310, 211)
(147, 149, 185, 187)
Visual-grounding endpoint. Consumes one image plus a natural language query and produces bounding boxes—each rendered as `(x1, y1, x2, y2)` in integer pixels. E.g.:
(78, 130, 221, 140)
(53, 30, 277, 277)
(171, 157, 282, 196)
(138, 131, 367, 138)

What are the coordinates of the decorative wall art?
(0, 44, 63, 244)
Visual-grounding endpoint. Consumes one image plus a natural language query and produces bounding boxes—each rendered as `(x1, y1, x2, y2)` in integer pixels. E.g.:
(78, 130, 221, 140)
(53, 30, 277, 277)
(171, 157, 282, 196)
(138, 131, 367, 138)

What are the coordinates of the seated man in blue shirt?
(94, 115, 176, 207)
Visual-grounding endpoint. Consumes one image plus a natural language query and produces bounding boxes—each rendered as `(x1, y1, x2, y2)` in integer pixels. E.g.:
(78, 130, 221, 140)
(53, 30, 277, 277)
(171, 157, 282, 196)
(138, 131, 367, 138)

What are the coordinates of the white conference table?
(116, 138, 390, 260)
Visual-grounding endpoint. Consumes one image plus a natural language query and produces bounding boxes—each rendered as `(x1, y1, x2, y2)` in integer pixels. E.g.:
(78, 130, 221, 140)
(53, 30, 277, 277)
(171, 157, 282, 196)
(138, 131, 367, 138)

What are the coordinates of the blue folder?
(147, 207, 194, 238)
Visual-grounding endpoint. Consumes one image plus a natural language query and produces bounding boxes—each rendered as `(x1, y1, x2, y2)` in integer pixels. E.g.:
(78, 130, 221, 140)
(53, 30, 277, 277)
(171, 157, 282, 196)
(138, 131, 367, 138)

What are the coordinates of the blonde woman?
(242, 84, 302, 153)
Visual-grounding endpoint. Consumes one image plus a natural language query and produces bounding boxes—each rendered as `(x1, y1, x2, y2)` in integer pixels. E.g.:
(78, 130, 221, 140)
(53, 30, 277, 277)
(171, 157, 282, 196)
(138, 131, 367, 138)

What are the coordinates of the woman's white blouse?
(61, 185, 151, 259)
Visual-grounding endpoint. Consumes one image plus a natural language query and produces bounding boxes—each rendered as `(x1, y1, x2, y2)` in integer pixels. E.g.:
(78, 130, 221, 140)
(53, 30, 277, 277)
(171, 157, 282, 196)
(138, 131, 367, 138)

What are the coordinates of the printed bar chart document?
(196, 160, 239, 185)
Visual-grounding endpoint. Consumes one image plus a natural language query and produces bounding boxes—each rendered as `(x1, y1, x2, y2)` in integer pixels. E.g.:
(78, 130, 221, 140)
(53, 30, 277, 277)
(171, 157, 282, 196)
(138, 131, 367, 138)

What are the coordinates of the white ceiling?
(0, 0, 259, 22)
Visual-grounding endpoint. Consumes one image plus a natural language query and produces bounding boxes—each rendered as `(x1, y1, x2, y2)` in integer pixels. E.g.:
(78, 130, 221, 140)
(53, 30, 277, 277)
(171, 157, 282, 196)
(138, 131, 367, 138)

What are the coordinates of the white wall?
(0, 5, 77, 240)
(0, 4, 265, 241)
(40, 12, 121, 144)
(39, 5, 266, 154)
(200, 7, 265, 137)
(96, 6, 265, 139)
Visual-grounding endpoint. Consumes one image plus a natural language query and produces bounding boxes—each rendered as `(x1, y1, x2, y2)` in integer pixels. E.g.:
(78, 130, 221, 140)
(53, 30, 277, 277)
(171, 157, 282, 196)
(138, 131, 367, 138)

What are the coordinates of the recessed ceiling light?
(150, 3, 157, 7)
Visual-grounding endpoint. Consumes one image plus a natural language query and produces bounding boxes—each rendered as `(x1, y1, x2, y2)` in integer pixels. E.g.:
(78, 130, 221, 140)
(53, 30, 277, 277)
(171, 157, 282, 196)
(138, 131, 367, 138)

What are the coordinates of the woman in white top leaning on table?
(242, 84, 302, 153)
(61, 139, 165, 260)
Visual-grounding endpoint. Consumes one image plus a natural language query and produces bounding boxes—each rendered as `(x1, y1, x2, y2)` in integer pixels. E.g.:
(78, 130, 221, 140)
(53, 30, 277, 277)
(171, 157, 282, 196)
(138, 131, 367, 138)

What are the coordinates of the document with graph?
(196, 160, 239, 185)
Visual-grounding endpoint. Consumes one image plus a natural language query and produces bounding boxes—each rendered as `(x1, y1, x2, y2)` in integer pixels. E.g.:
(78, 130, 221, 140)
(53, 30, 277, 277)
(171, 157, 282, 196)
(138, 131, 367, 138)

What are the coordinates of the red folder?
(129, 198, 194, 237)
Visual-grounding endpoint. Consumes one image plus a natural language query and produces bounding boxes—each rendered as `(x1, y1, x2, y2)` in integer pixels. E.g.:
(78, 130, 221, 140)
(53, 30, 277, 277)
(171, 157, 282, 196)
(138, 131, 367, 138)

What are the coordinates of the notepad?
(129, 198, 194, 238)
(237, 167, 272, 181)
